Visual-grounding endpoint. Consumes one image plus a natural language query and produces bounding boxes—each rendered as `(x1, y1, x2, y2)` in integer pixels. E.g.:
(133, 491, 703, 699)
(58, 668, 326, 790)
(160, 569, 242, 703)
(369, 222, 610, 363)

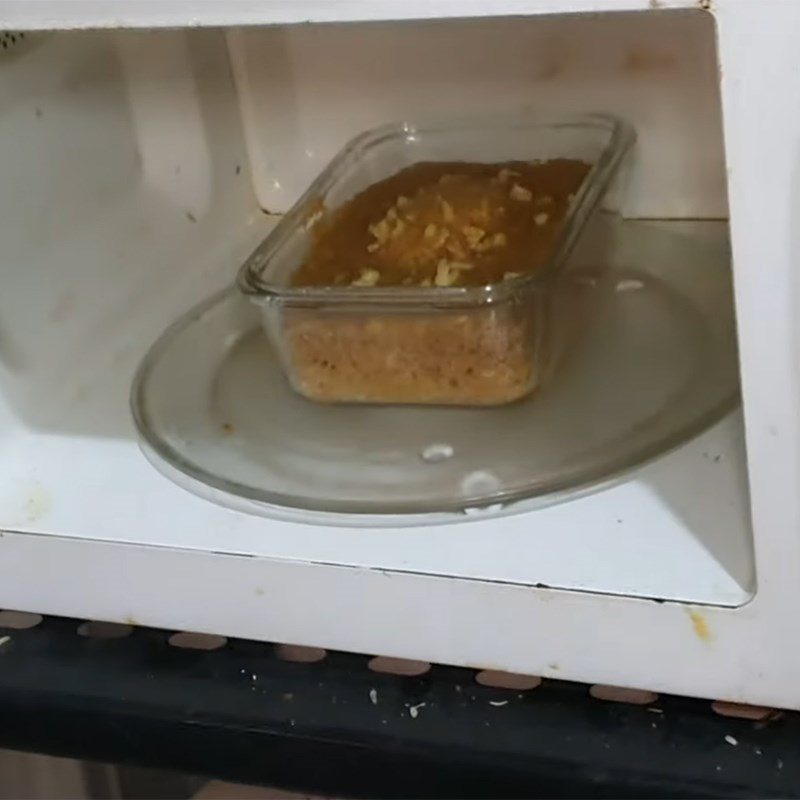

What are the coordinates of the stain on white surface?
(24, 483, 51, 523)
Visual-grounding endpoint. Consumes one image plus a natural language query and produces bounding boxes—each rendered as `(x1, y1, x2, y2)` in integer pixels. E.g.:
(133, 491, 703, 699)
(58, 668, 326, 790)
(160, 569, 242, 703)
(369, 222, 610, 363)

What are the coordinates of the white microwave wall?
(230, 10, 727, 219)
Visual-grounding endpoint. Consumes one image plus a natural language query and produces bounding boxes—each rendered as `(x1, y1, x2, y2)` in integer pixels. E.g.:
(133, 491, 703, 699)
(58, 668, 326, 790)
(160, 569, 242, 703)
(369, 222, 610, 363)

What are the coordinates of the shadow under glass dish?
(131, 220, 739, 526)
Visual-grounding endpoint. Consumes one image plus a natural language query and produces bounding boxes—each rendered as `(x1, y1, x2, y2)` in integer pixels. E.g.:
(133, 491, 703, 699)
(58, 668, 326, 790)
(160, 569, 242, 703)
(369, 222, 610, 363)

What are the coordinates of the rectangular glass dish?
(238, 115, 634, 406)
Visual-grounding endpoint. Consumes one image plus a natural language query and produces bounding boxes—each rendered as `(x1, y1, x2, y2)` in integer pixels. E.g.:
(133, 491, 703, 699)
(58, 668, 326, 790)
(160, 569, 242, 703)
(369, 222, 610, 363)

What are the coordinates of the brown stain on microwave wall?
(537, 59, 563, 81)
(623, 49, 676, 74)
(532, 33, 567, 82)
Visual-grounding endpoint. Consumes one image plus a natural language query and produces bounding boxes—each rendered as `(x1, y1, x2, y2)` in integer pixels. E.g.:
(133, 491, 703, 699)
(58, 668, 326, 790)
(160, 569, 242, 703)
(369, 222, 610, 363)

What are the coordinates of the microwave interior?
(0, 9, 754, 609)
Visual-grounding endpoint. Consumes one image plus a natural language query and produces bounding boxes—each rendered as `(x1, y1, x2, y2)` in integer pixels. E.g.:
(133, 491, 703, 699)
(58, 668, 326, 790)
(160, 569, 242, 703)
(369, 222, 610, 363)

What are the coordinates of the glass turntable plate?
(131, 221, 739, 526)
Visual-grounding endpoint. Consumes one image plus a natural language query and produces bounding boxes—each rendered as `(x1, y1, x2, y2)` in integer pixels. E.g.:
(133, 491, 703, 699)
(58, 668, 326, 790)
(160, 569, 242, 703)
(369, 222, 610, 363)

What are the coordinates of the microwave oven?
(1, 0, 797, 710)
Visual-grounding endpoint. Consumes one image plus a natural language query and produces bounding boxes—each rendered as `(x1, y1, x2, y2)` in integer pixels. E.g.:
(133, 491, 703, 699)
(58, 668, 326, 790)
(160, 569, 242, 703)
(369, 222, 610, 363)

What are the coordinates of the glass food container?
(237, 115, 635, 406)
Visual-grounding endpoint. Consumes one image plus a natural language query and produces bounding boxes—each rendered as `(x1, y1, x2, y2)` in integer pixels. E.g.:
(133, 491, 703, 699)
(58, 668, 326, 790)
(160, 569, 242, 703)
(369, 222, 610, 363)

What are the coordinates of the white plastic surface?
(3, 7, 800, 709)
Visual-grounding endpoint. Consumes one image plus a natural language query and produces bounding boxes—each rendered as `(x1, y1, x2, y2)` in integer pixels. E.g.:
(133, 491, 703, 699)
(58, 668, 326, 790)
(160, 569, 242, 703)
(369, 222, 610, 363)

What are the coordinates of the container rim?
(237, 112, 635, 307)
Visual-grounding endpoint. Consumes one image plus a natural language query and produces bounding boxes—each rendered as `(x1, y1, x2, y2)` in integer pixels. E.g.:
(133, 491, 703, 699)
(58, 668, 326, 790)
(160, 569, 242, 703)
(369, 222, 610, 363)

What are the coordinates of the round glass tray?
(131, 221, 739, 526)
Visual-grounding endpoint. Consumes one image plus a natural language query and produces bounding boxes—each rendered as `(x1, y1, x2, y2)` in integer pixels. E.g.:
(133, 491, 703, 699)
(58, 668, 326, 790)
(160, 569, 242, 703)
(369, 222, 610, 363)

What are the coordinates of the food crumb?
(497, 167, 520, 183)
(534, 212, 549, 226)
(688, 609, 713, 642)
(510, 184, 532, 202)
(725, 734, 738, 746)
(408, 702, 426, 719)
(439, 197, 455, 222)
(352, 268, 380, 287)
(434, 260, 468, 287)
(221, 422, 235, 435)
(369, 688, 378, 705)
(489, 700, 509, 707)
